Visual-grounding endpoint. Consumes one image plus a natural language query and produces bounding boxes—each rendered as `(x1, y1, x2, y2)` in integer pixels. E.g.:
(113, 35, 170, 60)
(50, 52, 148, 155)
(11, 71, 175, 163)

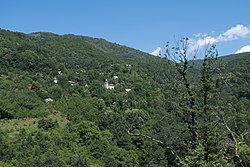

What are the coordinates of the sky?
(1, 0, 250, 58)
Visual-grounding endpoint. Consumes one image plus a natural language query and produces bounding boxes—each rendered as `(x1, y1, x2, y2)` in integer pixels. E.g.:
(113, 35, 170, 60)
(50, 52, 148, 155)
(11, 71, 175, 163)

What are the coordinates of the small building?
(112, 75, 118, 79)
(126, 64, 132, 67)
(68, 81, 77, 86)
(45, 98, 54, 103)
(53, 77, 58, 84)
(107, 84, 115, 90)
(104, 79, 115, 90)
(125, 89, 131, 92)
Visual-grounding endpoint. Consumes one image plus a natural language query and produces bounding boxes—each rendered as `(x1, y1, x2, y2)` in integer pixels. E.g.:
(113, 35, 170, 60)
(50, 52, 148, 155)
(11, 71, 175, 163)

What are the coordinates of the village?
(45, 64, 133, 103)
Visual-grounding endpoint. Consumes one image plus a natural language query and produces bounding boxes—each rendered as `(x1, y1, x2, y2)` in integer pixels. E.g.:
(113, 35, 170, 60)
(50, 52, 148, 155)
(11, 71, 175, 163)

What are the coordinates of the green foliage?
(178, 144, 233, 167)
(0, 29, 249, 166)
(238, 143, 250, 166)
(37, 118, 59, 130)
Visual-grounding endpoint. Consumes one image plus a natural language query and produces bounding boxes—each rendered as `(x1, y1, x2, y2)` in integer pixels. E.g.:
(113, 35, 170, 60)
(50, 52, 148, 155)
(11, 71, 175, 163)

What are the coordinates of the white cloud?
(149, 47, 161, 57)
(189, 24, 250, 52)
(220, 24, 250, 40)
(235, 45, 250, 54)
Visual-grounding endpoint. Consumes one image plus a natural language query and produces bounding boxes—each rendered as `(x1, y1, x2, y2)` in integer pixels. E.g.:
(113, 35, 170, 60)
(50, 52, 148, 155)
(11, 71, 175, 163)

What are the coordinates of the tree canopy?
(0, 29, 250, 166)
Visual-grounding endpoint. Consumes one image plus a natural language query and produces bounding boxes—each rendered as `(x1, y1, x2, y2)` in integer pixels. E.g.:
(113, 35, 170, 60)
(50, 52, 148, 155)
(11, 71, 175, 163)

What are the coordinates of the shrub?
(37, 118, 59, 130)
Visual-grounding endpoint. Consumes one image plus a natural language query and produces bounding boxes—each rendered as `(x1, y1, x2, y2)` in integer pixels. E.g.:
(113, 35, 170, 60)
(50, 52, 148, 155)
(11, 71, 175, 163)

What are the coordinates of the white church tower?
(104, 79, 109, 89)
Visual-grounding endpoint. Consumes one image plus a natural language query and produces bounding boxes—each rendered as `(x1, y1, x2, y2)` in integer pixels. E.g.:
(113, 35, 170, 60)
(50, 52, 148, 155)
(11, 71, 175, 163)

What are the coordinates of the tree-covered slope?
(0, 29, 250, 166)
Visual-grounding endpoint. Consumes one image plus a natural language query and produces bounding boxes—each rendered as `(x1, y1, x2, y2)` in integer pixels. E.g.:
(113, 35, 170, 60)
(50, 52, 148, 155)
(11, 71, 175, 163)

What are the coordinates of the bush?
(37, 118, 59, 130)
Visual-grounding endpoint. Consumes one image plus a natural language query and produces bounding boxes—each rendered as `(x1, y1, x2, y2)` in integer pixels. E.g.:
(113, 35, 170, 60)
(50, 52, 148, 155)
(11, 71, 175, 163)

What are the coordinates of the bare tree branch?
(216, 114, 244, 167)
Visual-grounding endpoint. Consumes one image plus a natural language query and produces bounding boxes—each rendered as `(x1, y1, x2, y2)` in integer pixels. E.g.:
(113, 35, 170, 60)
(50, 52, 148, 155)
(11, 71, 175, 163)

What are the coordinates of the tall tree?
(165, 38, 239, 166)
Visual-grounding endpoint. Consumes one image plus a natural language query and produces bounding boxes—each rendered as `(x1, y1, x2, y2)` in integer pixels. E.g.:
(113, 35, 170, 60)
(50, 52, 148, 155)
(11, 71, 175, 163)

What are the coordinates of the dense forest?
(0, 29, 250, 166)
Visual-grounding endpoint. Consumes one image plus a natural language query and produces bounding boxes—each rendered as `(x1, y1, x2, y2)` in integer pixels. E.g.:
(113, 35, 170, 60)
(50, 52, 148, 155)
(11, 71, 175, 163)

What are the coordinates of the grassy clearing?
(0, 110, 69, 132)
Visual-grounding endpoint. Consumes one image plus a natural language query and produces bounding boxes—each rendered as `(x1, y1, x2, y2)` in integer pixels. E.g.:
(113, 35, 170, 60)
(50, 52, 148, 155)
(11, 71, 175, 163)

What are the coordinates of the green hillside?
(0, 29, 250, 166)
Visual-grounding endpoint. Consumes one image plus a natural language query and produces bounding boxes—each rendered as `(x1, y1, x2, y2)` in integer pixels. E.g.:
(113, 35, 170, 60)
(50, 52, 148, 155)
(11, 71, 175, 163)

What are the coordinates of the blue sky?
(1, 0, 250, 57)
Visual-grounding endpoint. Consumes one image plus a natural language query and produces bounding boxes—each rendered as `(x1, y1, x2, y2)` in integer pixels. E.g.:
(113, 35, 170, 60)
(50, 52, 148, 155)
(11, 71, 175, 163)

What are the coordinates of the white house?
(125, 89, 131, 92)
(126, 64, 132, 67)
(112, 75, 118, 79)
(68, 81, 77, 86)
(53, 77, 58, 83)
(45, 98, 54, 103)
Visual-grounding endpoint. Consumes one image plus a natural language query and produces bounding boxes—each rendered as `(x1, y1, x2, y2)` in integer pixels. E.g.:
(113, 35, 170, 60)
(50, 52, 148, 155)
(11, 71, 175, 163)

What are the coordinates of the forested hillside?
(0, 29, 250, 166)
